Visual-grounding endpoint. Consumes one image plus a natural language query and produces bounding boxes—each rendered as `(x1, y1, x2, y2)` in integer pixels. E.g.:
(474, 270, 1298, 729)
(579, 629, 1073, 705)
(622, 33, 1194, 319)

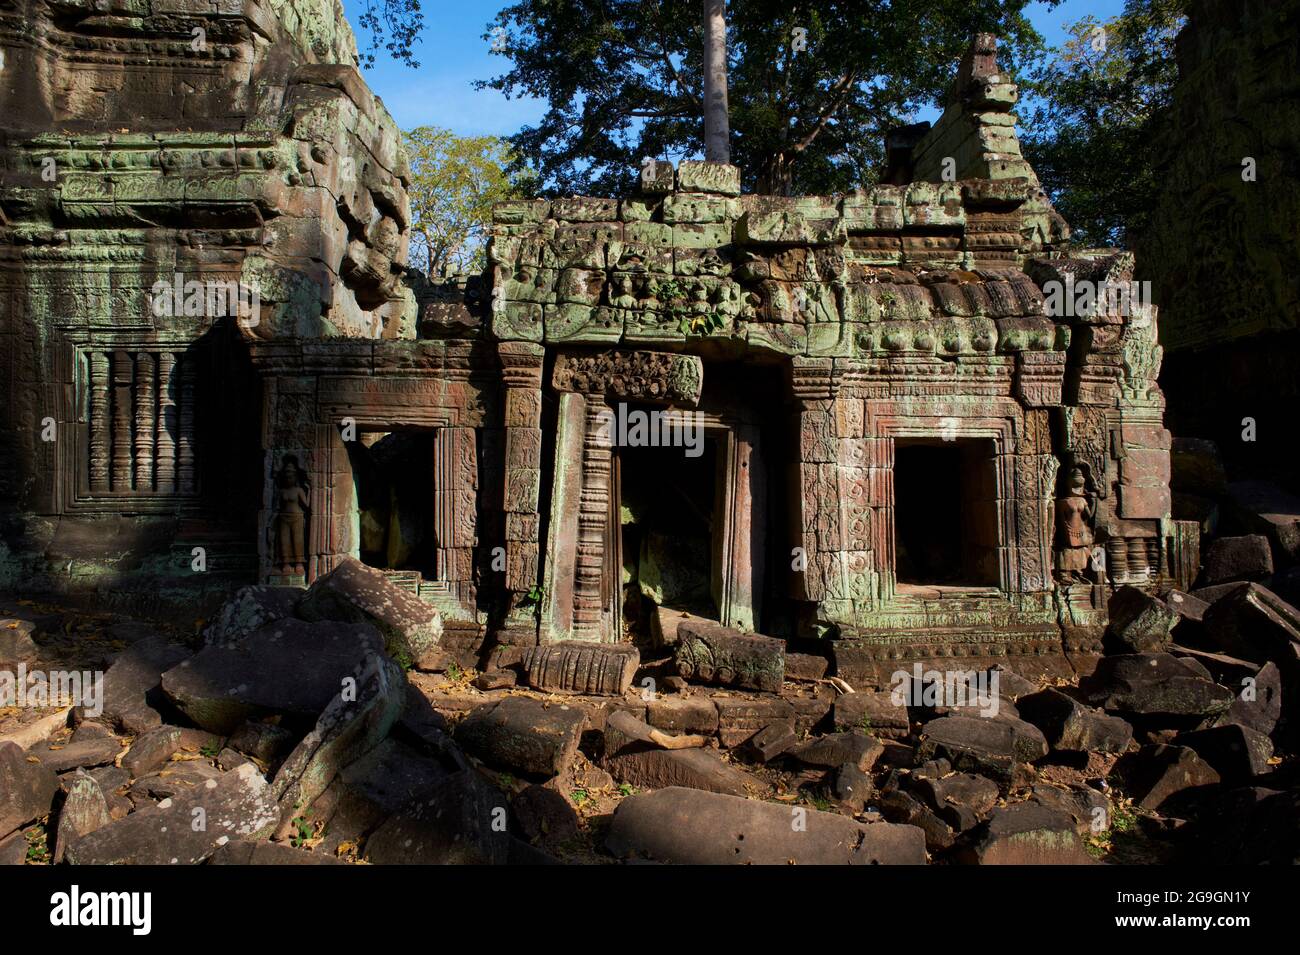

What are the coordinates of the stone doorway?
(615, 430, 720, 640)
(346, 430, 438, 579)
(893, 437, 1000, 593)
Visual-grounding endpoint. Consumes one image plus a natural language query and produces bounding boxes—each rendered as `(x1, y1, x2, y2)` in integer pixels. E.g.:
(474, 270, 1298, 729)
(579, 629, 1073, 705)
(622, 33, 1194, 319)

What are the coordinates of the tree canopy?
(403, 127, 535, 279)
(1020, 0, 1186, 248)
(474, 0, 1054, 196)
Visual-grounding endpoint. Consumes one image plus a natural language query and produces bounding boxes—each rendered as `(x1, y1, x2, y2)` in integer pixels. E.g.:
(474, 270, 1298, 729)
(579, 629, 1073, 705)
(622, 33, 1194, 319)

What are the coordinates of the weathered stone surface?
(832, 690, 911, 739)
(65, 763, 280, 865)
(1016, 688, 1133, 753)
(129, 761, 223, 803)
(0, 831, 26, 865)
(271, 652, 406, 836)
(364, 770, 511, 865)
(203, 585, 301, 648)
(1227, 480, 1300, 561)
(833, 762, 873, 812)
(787, 732, 884, 773)
(673, 621, 785, 692)
(784, 653, 830, 681)
(1202, 583, 1300, 665)
(957, 803, 1092, 865)
(876, 787, 955, 852)
(1166, 589, 1210, 622)
(1200, 535, 1274, 585)
(740, 722, 798, 762)
(28, 737, 124, 773)
(520, 641, 639, 695)
(1080, 653, 1234, 717)
(0, 619, 39, 669)
(0, 741, 59, 839)
(676, 161, 742, 196)
(607, 787, 927, 864)
(88, 636, 191, 734)
(122, 725, 182, 778)
(162, 618, 384, 734)
(1175, 724, 1273, 782)
(53, 770, 111, 863)
(455, 696, 586, 778)
(917, 715, 1048, 777)
(1110, 744, 1221, 810)
(1028, 783, 1109, 837)
(298, 557, 443, 662)
(714, 697, 795, 747)
(1214, 660, 1282, 736)
(645, 696, 719, 735)
(1105, 586, 1178, 653)
(229, 722, 297, 764)
(908, 771, 1000, 833)
(603, 710, 761, 795)
(512, 783, 580, 846)
(208, 841, 344, 865)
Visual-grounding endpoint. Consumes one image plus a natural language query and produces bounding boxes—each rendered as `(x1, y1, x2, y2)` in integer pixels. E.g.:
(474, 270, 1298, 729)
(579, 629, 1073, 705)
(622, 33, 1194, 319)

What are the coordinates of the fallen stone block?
(122, 725, 181, 778)
(65, 763, 280, 865)
(298, 556, 443, 662)
(673, 620, 785, 692)
(1174, 724, 1273, 782)
(1016, 688, 1133, 754)
(129, 761, 223, 803)
(1227, 479, 1300, 561)
(473, 670, 518, 691)
(0, 831, 25, 865)
(832, 690, 910, 739)
(603, 711, 761, 796)
(519, 641, 639, 695)
(1202, 583, 1300, 667)
(1110, 744, 1220, 810)
(876, 786, 955, 852)
(53, 770, 111, 863)
(785, 653, 829, 681)
(364, 770, 511, 864)
(1028, 784, 1109, 836)
(714, 696, 794, 747)
(1200, 534, 1273, 586)
(229, 721, 297, 764)
(1105, 586, 1178, 653)
(957, 802, 1092, 864)
(1212, 660, 1282, 736)
(606, 787, 927, 864)
(87, 635, 191, 734)
(1, 741, 59, 839)
(645, 696, 718, 735)
(512, 784, 580, 846)
(162, 618, 385, 734)
(271, 651, 406, 838)
(908, 772, 999, 833)
(1166, 590, 1211, 623)
(202, 585, 301, 648)
(916, 715, 1048, 779)
(787, 732, 884, 773)
(455, 696, 586, 778)
(28, 737, 124, 773)
(1079, 652, 1234, 718)
(740, 722, 797, 762)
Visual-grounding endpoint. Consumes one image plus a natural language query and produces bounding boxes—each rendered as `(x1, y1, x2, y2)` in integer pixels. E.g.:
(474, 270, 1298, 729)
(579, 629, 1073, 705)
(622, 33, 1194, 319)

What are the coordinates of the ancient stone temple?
(0, 8, 1188, 685)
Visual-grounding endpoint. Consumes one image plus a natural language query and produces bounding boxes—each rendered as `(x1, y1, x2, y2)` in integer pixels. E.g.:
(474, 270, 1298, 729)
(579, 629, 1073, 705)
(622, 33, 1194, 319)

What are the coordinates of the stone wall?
(1139, 0, 1300, 483)
(0, 0, 413, 611)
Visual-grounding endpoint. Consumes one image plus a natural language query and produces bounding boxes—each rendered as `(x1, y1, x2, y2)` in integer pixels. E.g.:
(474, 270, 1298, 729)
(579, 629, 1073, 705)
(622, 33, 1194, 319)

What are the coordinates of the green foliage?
(199, 741, 221, 758)
(404, 127, 536, 279)
(519, 583, 545, 608)
(477, 0, 1051, 196)
(1020, 0, 1186, 247)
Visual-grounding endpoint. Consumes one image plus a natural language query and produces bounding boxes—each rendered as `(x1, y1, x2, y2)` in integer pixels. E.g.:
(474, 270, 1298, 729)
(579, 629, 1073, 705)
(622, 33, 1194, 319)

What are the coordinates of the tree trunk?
(702, 0, 730, 164)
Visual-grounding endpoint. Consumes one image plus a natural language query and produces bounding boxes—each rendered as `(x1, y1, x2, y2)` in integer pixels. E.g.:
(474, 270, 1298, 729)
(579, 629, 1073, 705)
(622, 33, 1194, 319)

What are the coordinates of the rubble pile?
(2, 500, 1297, 866)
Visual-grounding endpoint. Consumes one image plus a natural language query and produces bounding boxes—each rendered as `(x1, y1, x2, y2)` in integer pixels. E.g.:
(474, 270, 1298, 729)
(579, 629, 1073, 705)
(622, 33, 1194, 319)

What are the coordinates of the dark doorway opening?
(894, 438, 1000, 588)
(347, 430, 436, 577)
(617, 429, 718, 638)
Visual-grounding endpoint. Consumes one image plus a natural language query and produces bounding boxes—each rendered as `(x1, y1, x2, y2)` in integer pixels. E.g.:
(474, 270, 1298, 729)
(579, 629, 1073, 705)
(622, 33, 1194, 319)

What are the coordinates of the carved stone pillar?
(87, 351, 110, 493)
(789, 357, 841, 603)
(132, 351, 156, 491)
(572, 395, 613, 639)
(499, 342, 545, 612)
(110, 350, 132, 491)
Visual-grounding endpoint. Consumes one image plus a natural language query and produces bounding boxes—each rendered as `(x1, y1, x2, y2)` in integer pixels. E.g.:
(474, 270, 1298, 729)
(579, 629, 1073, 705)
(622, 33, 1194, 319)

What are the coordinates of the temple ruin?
(0, 3, 1189, 687)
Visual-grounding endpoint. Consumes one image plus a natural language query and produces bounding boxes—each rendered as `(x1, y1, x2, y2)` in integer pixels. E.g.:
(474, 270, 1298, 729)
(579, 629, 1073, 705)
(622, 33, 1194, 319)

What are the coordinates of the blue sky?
(343, 0, 1127, 137)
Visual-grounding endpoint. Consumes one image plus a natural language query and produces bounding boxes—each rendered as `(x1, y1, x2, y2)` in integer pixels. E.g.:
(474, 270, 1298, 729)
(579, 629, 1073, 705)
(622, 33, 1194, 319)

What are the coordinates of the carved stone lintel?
(674, 620, 786, 692)
(551, 350, 703, 407)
